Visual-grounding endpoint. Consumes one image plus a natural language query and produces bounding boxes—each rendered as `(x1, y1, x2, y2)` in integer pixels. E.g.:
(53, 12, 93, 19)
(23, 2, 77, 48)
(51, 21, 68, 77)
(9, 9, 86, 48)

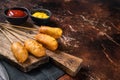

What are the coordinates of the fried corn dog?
(39, 26, 62, 39)
(35, 33, 58, 51)
(24, 39, 46, 57)
(11, 42, 28, 63)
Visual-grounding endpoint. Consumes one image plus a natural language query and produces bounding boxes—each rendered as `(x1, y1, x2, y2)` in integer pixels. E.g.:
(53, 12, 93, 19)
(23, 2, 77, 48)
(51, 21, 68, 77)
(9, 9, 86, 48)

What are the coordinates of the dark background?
(0, 0, 120, 80)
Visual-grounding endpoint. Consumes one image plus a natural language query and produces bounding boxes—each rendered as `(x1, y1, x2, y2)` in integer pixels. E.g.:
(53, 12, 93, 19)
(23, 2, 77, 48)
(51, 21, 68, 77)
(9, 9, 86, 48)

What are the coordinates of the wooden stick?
(3, 27, 24, 42)
(0, 28, 13, 44)
(0, 22, 38, 31)
(3, 26, 34, 39)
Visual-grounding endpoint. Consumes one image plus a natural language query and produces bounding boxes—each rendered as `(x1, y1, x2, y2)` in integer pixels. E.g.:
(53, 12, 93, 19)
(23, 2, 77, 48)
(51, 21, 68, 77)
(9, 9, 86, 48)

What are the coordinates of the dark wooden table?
(0, 0, 120, 80)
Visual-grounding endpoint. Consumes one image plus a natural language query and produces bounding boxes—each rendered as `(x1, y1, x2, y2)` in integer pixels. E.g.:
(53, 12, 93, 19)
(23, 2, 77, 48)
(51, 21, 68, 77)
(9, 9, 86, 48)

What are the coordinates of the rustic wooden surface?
(0, 23, 83, 76)
(0, 0, 120, 80)
(46, 50, 83, 76)
(0, 23, 49, 72)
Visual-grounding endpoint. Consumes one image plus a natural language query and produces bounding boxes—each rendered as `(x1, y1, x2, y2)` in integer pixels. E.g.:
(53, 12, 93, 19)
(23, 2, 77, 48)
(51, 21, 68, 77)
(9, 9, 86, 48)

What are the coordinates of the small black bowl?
(29, 8, 52, 25)
(4, 7, 29, 25)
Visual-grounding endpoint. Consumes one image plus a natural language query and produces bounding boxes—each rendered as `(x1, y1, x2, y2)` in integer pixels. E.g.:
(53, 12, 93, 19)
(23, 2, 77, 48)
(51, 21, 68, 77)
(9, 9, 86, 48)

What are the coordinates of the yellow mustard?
(32, 12, 49, 19)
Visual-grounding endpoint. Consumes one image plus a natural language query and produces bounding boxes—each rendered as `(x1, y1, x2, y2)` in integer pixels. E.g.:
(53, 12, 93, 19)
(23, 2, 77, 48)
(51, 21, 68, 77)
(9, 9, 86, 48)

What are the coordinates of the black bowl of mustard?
(29, 8, 52, 25)
(4, 7, 29, 25)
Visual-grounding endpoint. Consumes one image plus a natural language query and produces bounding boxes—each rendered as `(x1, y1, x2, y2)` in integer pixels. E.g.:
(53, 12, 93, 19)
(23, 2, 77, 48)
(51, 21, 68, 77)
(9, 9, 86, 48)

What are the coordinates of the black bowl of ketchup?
(4, 7, 29, 25)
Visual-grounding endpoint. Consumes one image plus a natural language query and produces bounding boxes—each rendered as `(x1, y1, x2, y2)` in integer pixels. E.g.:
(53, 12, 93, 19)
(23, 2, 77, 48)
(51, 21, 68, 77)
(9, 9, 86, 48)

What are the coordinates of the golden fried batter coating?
(24, 39, 46, 57)
(11, 42, 28, 63)
(39, 26, 62, 39)
(35, 33, 58, 51)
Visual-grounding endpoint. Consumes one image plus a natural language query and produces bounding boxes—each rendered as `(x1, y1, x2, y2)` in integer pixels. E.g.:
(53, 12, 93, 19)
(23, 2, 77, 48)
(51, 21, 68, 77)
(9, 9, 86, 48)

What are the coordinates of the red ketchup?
(7, 10, 26, 17)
